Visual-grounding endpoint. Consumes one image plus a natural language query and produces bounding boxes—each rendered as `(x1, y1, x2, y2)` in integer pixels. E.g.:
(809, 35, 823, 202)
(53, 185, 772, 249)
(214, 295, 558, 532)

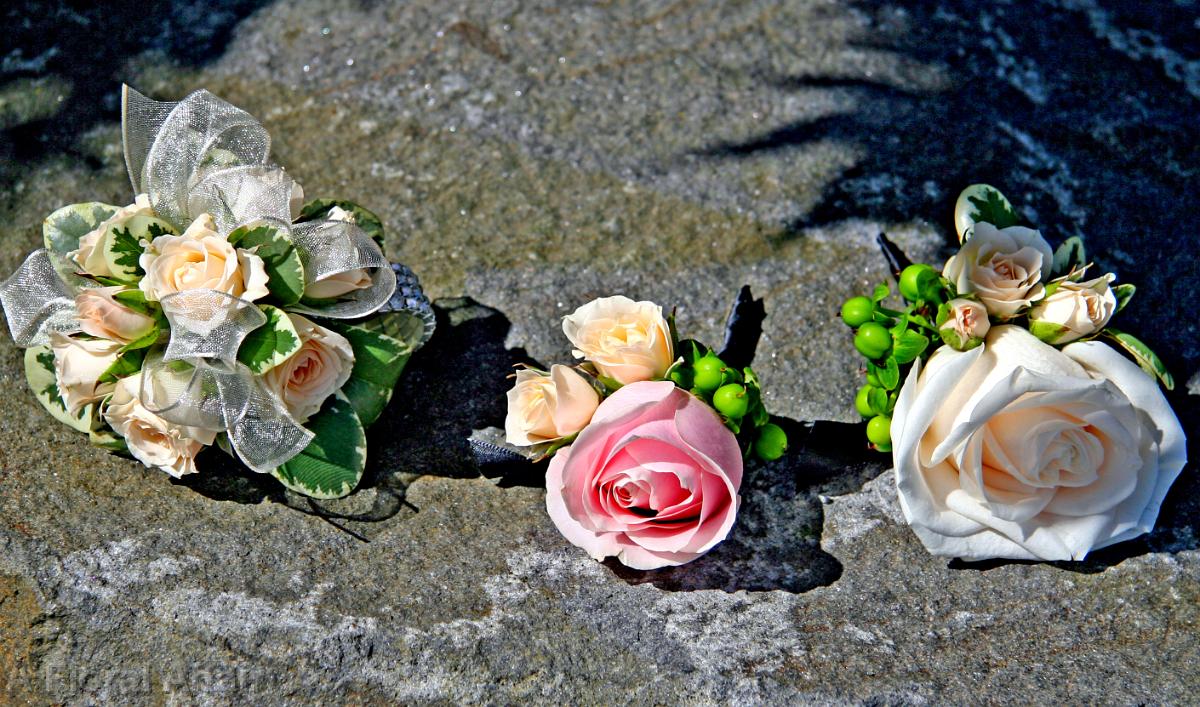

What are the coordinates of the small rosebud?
(1028, 274, 1117, 345)
(938, 298, 990, 351)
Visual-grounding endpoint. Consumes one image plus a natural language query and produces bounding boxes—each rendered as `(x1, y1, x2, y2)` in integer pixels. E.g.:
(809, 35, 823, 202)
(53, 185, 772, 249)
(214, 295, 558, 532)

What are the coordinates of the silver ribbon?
(0, 250, 82, 347)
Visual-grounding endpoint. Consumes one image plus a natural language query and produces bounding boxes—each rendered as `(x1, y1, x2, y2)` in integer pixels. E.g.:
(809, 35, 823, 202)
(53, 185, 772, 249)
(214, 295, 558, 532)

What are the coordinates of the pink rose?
(545, 381, 743, 569)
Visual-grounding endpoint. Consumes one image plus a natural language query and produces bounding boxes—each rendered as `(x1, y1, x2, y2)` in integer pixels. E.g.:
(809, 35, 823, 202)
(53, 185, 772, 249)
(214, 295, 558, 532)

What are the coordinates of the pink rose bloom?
(545, 381, 743, 569)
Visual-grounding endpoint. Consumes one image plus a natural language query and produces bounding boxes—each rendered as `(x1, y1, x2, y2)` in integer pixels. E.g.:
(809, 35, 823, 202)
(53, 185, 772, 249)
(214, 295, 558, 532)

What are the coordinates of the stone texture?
(1, 0, 1198, 704)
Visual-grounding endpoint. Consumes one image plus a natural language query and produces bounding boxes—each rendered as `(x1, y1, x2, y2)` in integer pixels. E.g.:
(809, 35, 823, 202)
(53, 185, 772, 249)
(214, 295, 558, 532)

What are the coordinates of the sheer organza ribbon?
(0, 85, 437, 473)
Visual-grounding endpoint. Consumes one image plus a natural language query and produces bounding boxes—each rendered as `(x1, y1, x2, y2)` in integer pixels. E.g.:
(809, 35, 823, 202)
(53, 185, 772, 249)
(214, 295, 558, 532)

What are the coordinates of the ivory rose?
(1029, 274, 1117, 345)
(139, 213, 270, 303)
(305, 206, 373, 299)
(893, 325, 1186, 561)
(938, 298, 990, 350)
(49, 332, 121, 414)
(75, 287, 156, 344)
(943, 222, 1054, 318)
(261, 314, 354, 422)
(562, 296, 674, 385)
(68, 194, 157, 277)
(505, 365, 600, 446)
(103, 373, 216, 478)
(546, 381, 742, 569)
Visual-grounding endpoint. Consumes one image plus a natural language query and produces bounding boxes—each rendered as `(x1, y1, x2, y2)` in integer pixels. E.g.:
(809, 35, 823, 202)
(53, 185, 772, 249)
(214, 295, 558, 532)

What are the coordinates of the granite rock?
(0, 0, 1198, 704)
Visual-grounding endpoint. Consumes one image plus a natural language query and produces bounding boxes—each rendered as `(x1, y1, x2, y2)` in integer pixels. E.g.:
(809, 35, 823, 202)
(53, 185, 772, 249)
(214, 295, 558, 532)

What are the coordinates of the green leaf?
(89, 421, 128, 452)
(1113, 283, 1135, 313)
(97, 347, 149, 384)
(871, 283, 891, 303)
(42, 202, 119, 284)
(1029, 319, 1071, 345)
(359, 311, 430, 351)
(955, 184, 1019, 241)
(869, 357, 901, 390)
(237, 305, 301, 374)
(271, 391, 365, 499)
(227, 222, 306, 306)
(119, 326, 162, 353)
(867, 387, 889, 416)
(24, 346, 94, 433)
(892, 330, 930, 365)
(326, 321, 413, 426)
(112, 289, 155, 316)
(100, 216, 172, 283)
(1103, 329, 1175, 390)
(1051, 237, 1087, 279)
(297, 199, 387, 250)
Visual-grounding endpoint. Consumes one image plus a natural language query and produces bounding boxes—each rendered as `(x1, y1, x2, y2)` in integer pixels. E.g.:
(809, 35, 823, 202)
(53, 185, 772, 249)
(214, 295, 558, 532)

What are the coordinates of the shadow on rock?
(0, 0, 271, 176)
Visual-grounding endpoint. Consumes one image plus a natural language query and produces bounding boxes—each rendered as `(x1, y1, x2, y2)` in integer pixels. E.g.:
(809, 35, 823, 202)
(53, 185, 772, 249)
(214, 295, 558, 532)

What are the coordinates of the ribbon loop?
(287, 220, 397, 319)
(159, 290, 268, 363)
(0, 250, 82, 347)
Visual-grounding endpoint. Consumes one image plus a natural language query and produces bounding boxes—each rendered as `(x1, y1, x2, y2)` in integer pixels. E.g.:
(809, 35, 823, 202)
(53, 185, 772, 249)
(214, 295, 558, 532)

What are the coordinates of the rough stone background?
(1, 0, 1198, 704)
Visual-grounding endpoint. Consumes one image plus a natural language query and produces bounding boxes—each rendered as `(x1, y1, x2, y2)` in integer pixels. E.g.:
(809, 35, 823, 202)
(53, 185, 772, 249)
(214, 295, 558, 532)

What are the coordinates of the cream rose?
(49, 332, 121, 414)
(305, 206, 373, 299)
(75, 287, 157, 344)
(1029, 274, 1117, 345)
(943, 222, 1054, 318)
(893, 325, 1186, 561)
(103, 373, 216, 478)
(139, 213, 270, 303)
(261, 314, 354, 422)
(505, 365, 600, 446)
(938, 298, 990, 351)
(562, 296, 674, 385)
(67, 194, 156, 277)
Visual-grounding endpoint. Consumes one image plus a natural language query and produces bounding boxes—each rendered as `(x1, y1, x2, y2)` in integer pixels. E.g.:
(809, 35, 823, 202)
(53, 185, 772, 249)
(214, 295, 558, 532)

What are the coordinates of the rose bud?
(562, 295, 674, 385)
(305, 206, 374, 299)
(1028, 274, 1117, 345)
(937, 298, 990, 351)
(505, 364, 601, 447)
(75, 287, 156, 344)
(48, 332, 121, 414)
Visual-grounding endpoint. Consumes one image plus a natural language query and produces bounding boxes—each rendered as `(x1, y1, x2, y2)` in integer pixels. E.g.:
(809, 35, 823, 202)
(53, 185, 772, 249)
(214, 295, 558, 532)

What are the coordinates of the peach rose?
(49, 332, 121, 414)
(74, 287, 157, 344)
(505, 365, 600, 446)
(546, 381, 742, 569)
(139, 213, 269, 303)
(938, 298, 990, 351)
(1029, 274, 1117, 345)
(260, 314, 354, 422)
(562, 296, 674, 385)
(304, 206, 373, 299)
(67, 194, 157, 278)
(103, 373, 216, 478)
(943, 222, 1054, 318)
(893, 325, 1186, 561)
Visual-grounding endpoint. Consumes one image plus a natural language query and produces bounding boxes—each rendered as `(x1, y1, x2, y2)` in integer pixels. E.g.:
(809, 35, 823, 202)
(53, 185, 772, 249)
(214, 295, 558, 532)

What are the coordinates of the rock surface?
(1, 0, 1198, 703)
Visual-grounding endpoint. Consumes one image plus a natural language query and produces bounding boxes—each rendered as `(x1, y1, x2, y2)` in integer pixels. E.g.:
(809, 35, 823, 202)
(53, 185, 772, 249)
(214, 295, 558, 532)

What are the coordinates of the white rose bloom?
(562, 296, 675, 385)
(261, 314, 354, 423)
(1029, 274, 1118, 345)
(103, 373, 217, 478)
(139, 213, 270, 303)
(67, 194, 156, 277)
(943, 222, 1054, 318)
(49, 332, 121, 414)
(504, 365, 600, 447)
(892, 325, 1186, 561)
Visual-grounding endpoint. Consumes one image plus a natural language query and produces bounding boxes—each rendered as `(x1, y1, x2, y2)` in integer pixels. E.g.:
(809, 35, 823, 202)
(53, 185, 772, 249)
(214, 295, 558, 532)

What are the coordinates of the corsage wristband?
(505, 292, 787, 570)
(0, 86, 434, 499)
(840, 184, 1186, 562)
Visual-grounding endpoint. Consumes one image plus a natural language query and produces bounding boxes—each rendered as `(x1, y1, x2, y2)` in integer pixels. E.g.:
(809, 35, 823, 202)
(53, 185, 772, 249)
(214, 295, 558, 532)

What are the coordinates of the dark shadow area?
(1, 0, 269, 174)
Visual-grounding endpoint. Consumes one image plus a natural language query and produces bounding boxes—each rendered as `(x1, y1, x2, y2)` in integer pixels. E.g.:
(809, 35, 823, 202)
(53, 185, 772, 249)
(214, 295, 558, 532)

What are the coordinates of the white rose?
(75, 287, 157, 344)
(562, 296, 675, 385)
(505, 365, 601, 447)
(1029, 274, 1117, 345)
(261, 314, 354, 422)
(943, 222, 1054, 318)
(67, 194, 157, 278)
(49, 332, 121, 414)
(305, 206, 373, 299)
(139, 213, 270, 303)
(893, 325, 1186, 561)
(103, 373, 216, 478)
(938, 298, 990, 350)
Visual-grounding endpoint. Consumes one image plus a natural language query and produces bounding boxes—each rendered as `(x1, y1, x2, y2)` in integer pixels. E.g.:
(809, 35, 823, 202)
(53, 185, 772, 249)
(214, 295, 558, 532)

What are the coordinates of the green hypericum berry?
(669, 367, 694, 389)
(692, 354, 726, 392)
(854, 322, 892, 359)
(712, 383, 749, 419)
(855, 384, 876, 418)
(866, 415, 892, 447)
(899, 264, 939, 302)
(754, 423, 788, 461)
(841, 296, 874, 327)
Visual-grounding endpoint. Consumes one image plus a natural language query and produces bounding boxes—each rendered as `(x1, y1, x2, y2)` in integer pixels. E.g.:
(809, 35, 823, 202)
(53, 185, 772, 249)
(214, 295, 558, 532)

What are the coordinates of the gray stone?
(1, 0, 1197, 704)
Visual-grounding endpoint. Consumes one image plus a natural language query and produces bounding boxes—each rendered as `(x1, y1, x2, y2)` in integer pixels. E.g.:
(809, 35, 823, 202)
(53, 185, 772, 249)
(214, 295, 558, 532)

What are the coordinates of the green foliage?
(42, 202, 119, 283)
(1103, 328, 1175, 390)
(271, 392, 366, 499)
(97, 347, 149, 384)
(955, 184, 1019, 241)
(1113, 283, 1135, 313)
(227, 223, 306, 306)
(237, 305, 301, 374)
(1051, 236, 1087, 279)
(24, 346, 94, 433)
(327, 322, 412, 426)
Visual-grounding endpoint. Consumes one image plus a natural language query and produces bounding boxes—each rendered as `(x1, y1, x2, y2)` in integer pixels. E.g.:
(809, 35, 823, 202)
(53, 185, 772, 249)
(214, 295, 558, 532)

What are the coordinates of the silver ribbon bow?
(0, 85, 437, 474)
